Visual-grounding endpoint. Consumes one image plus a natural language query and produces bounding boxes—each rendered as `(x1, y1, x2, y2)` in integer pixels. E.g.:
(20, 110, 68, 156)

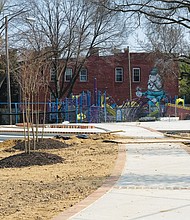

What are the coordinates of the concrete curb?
(0, 130, 100, 135)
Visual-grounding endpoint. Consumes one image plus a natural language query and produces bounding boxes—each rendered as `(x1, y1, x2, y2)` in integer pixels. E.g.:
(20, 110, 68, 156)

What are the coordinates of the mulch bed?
(0, 134, 118, 169)
(0, 151, 64, 168)
(13, 138, 69, 151)
(0, 138, 69, 168)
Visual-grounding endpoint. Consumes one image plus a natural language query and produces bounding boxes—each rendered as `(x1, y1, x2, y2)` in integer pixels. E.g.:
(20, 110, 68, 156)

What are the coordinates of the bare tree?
(0, 1, 8, 88)
(142, 23, 185, 53)
(0, 0, 30, 95)
(136, 22, 183, 86)
(100, 0, 190, 63)
(101, 1, 190, 27)
(14, 0, 126, 101)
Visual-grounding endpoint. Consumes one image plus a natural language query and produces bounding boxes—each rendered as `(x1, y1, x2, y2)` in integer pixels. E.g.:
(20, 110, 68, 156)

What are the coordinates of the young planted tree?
(14, 50, 49, 154)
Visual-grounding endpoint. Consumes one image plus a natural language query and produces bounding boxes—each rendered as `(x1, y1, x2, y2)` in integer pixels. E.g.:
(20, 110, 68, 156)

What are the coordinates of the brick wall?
(69, 50, 179, 105)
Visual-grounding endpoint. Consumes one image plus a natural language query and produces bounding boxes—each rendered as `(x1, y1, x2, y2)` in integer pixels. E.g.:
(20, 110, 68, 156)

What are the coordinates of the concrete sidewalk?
(53, 120, 190, 220)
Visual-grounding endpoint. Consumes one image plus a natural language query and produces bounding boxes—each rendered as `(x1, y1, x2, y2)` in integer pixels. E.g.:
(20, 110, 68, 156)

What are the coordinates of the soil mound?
(13, 138, 69, 151)
(0, 151, 63, 168)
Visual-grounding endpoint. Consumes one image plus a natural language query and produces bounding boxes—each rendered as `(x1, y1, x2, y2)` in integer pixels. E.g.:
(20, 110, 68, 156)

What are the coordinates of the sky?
(124, 27, 147, 52)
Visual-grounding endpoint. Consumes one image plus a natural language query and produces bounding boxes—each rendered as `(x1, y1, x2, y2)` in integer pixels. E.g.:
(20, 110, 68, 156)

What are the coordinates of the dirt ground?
(0, 133, 120, 220)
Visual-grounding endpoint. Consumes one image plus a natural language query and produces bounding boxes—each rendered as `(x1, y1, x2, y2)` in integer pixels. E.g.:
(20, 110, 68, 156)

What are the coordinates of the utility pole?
(128, 46, 132, 102)
(5, 16, 12, 125)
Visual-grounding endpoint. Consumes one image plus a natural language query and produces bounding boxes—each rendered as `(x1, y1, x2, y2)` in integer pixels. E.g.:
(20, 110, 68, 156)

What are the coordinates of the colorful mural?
(136, 67, 166, 115)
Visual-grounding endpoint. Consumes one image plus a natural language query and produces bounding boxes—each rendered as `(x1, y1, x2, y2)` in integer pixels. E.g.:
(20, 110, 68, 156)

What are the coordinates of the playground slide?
(106, 104, 116, 116)
(147, 109, 159, 117)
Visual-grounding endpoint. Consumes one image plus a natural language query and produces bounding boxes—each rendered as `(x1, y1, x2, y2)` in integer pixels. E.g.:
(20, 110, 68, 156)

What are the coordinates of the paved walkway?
(53, 120, 190, 220)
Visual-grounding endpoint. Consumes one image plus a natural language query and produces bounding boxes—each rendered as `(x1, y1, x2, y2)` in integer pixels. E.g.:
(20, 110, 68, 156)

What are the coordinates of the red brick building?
(0, 48, 180, 124)
(64, 49, 179, 105)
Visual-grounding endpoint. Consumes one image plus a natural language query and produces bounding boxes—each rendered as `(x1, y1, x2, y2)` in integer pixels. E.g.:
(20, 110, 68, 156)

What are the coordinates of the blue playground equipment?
(0, 70, 179, 124)
(44, 89, 119, 123)
(0, 89, 119, 124)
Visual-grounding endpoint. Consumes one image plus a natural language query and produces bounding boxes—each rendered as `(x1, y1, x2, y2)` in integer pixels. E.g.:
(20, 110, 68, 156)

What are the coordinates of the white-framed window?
(115, 67, 123, 82)
(65, 68, 72, 82)
(132, 68, 140, 82)
(80, 68, 88, 82)
(50, 67, 56, 81)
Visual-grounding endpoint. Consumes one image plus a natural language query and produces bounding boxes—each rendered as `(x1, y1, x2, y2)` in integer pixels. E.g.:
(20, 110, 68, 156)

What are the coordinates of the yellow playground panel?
(175, 98, 185, 106)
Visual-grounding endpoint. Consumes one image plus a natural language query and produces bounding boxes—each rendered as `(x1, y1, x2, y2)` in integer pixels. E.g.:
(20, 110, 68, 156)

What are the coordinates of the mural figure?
(136, 67, 166, 115)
